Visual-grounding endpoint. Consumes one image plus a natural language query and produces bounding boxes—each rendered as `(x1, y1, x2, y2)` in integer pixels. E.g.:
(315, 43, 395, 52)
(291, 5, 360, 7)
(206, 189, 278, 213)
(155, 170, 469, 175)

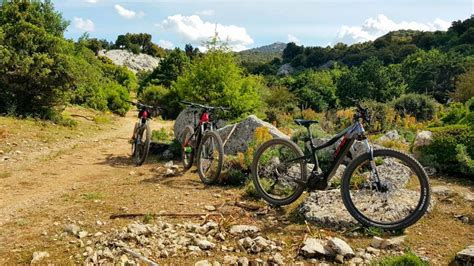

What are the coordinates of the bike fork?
(364, 139, 383, 191)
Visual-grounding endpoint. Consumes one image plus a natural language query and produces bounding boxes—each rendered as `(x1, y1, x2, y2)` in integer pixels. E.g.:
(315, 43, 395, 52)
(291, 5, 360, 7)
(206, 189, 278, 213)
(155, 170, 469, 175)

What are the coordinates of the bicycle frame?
(286, 120, 370, 187)
(187, 109, 215, 149)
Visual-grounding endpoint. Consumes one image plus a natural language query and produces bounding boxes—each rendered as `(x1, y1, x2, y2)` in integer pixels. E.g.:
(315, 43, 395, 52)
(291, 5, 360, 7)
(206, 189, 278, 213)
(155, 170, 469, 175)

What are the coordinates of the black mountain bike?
(130, 102, 164, 166)
(251, 104, 430, 230)
(180, 101, 229, 184)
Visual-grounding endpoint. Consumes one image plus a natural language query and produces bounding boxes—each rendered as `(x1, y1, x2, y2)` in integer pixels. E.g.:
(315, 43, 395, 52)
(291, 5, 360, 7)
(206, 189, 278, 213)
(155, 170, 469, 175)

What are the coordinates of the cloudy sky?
(56, 0, 473, 51)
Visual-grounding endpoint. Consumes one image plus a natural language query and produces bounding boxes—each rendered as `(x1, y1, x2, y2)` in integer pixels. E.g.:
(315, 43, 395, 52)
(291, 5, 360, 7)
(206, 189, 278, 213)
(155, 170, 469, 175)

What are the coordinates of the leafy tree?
(0, 1, 72, 117)
(401, 49, 465, 103)
(140, 48, 190, 90)
(185, 43, 200, 58)
(452, 67, 474, 102)
(337, 58, 406, 106)
(173, 46, 265, 119)
(282, 42, 304, 63)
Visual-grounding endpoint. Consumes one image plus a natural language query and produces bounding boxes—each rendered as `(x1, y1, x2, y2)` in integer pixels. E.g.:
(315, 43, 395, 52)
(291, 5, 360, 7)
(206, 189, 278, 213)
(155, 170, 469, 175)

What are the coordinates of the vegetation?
(378, 252, 429, 266)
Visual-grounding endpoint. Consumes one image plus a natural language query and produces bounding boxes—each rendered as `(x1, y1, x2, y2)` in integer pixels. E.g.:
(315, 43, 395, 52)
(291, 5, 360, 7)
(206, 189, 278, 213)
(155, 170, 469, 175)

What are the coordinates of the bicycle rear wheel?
(133, 123, 151, 166)
(250, 138, 307, 206)
(197, 131, 224, 185)
(341, 149, 430, 230)
(181, 125, 195, 170)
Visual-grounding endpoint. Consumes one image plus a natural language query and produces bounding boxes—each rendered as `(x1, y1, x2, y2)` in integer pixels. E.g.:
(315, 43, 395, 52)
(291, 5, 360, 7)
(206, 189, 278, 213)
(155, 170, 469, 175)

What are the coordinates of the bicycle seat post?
(306, 125, 315, 148)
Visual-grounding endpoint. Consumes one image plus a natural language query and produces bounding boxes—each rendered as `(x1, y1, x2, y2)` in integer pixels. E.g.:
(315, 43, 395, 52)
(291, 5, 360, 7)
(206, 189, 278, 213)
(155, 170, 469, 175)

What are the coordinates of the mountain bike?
(180, 101, 229, 185)
(130, 102, 164, 166)
(251, 104, 430, 230)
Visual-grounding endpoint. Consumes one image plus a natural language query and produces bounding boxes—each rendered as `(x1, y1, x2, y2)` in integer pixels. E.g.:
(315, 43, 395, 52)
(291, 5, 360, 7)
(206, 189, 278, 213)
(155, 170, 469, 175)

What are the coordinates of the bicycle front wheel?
(197, 131, 224, 185)
(133, 123, 151, 166)
(341, 149, 430, 230)
(250, 138, 307, 206)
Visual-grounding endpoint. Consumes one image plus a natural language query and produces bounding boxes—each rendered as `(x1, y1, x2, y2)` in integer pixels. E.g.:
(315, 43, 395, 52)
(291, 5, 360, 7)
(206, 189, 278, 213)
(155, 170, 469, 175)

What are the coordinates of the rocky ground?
(0, 110, 473, 265)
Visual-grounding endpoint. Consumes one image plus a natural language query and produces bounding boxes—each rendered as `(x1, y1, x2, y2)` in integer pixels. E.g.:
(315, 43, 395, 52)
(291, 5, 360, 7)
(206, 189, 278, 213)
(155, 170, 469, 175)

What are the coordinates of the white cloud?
(337, 14, 451, 44)
(287, 34, 301, 44)
(158, 14, 254, 51)
(74, 17, 95, 32)
(85, 0, 97, 3)
(158, 40, 174, 49)
(196, 9, 215, 16)
(114, 4, 145, 19)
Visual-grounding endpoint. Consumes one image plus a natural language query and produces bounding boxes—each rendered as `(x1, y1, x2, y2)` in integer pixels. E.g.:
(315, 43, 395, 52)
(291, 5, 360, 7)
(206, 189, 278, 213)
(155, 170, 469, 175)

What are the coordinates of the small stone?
(335, 254, 345, 263)
(213, 194, 222, 198)
(77, 231, 88, 239)
(432, 186, 457, 197)
(270, 252, 285, 265)
(300, 237, 333, 257)
(165, 168, 175, 176)
(127, 223, 150, 236)
(31, 251, 50, 263)
(204, 205, 216, 211)
(94, 232, 103, 237)
(197, 239, 216, 250)
(223, 255, 238, 265)
(195, 260, 212, 266)
(385, 236, 406, 249)
(366, 247, 380, 254)
(229, 225, 259, 235)
(64, 224, 81, 236)
(188, 245, 202, 252)
(328, 237, 354, 258)
(238, 257, 249, 266)
(371, 236, 385, 249)
(456, 245, 474, 264)
(129, 171, 136, 176)
(351, 257, 364, 264)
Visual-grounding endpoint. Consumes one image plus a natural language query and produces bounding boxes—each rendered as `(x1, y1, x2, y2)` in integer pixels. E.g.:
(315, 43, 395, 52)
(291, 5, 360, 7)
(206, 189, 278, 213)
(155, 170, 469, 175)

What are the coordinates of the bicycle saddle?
(294, 119, 319, 127)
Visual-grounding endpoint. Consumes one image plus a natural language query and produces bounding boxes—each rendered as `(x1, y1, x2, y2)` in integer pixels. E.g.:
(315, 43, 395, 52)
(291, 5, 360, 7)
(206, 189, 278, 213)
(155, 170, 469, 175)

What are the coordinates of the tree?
(185, 43, 200, 58)
(337, 58, 406, 106)
(402, 49, 465, 103)
(452, 68, 474, 102)
(140, 48, 190, 90)
(173, 47, 265, 119)
(282, 42, 304, 63)
(0, 1, 72, 117)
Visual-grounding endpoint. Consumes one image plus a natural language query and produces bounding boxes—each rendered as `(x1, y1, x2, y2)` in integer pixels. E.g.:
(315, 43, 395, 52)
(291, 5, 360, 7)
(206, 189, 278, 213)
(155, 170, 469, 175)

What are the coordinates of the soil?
(0, 109, 472, 264)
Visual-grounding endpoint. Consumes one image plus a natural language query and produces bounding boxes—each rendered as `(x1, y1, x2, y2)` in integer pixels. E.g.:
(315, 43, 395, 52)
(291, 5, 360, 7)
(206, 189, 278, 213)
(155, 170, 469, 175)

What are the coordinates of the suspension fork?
(363, 137, 382, 188)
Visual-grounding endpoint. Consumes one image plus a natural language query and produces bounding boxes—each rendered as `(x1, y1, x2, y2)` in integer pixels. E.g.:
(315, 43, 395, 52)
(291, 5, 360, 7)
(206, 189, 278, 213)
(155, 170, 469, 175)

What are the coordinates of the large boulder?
(174, 111, 288, 156)
(98, 49, 161, 73)
(413, 131, 433, 158)
(217, 115, 289, 155)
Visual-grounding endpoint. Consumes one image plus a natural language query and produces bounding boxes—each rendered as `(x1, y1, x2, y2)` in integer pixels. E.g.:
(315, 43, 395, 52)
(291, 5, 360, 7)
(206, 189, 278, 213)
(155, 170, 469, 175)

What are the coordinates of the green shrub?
(419, 125, 474, 176)
(393, 94, 437, 122)
(378, 252, 428, 266)
(104, 82, 130, 116)
(441, 102, 468, 125)
(456, 144, 474, 176)
(151, 128, 171, 142)
(363, 100, 398, 132)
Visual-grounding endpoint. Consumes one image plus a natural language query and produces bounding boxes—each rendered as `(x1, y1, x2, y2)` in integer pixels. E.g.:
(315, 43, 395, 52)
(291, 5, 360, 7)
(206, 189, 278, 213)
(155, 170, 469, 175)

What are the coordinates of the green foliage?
(140, 48, 191, 91)
(419, 125, 474, 176)
(441, 102, 468, 125)
(456, 144, 474, 176)
(0, 1, 72, 118)
(378, 252, 428, 266)
(138, 85, 179, 119)
(401, 49, 465, 103)
(151, 128, 171, 142)
(114, 33, 166, 57)
(174, 46, 265, 120)
(337, 58, 406, 106)
(453, 67, 474, 102)
(393, 94, 438, 121)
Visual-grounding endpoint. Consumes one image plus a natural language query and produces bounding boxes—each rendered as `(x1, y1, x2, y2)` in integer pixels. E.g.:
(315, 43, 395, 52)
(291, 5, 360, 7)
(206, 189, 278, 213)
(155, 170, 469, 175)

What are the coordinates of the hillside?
(99, 49, 161, 73)
(238, 42, 286, 63)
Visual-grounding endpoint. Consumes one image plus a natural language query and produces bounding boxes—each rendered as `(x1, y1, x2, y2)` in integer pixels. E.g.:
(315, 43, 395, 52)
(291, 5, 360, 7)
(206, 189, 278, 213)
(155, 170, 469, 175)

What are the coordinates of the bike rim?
(255, 142, 305, 201)
(199, 135, 220, 180)
(346, 154, 425, 226)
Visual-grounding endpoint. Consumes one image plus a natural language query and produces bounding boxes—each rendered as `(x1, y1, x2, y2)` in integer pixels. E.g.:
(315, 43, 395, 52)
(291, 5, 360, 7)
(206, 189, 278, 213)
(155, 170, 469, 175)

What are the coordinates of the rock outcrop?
(99, 49, 161, 73)
(174, 109, 288, 155)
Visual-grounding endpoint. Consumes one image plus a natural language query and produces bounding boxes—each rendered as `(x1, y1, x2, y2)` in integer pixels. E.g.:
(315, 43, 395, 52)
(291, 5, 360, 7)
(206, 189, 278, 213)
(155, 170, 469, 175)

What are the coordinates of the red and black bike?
(180, 101, 229, 185)
(130, 102, 164, 166)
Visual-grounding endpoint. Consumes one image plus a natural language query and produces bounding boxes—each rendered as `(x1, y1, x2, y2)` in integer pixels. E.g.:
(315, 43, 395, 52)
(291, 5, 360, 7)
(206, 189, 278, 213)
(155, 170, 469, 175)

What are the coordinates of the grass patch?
(15, 219, 28, 226)
(377, 252, 428, 266)
(143, 213, 154, 224)
(81, 192, 103, 200)
(242, 179, 262, 199)
(93, 115, 111, 124)
(152, 128, 172, 143)
(0, 172, 11, 179)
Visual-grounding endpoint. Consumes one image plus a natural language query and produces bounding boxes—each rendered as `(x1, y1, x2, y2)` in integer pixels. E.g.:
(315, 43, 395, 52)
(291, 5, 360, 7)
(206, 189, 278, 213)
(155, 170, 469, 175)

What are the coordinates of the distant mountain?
(238, 42, 287, 64)
(242, 42, 287, 54)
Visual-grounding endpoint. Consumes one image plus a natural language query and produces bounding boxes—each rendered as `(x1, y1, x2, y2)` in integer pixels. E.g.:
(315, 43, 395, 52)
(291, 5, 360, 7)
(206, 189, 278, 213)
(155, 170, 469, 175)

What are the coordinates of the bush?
(363, 101, 398, 133)
(393, 94, 438, 122)
(378, 252, 428, 266)
(104, 82, 130, 116)
(418, 125, 474, 176)
(441, 102, 468, 125)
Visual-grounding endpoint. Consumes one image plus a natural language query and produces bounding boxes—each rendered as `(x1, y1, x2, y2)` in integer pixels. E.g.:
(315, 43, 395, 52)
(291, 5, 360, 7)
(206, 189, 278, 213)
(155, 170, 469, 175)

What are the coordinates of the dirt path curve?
(0, 113, 145, 227)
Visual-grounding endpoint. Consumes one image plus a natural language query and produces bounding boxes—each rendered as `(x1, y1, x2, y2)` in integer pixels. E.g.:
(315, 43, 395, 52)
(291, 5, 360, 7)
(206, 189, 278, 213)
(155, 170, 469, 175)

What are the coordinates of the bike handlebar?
(180, 101, 230, 112)
(347, 97, 371, 124)
(128, 101, 165, 111)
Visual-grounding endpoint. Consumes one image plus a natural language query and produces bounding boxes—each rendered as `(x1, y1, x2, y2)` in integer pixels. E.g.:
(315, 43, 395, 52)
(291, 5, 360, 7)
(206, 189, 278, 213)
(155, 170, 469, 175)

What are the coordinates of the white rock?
(31, 251, 50, 263)
(300, 238, 333, 257)
(432, 186, 457, 197)
(127, 223, 150, 235)
(223, 255, 238, 265)
(229, 225, 260, 235)
(270, 252, 285, 265)
(456, 245, 474, 264)
(204, 205, 216, 211)
(237, 257, 249, 266)
(328, 237, 355, 258)
(195, 260, 212, 266)
(64, 224, 80, 236)
(99, 49, 161, 73)
(78, 231, 88, 239)
(197, 239, 216, 250)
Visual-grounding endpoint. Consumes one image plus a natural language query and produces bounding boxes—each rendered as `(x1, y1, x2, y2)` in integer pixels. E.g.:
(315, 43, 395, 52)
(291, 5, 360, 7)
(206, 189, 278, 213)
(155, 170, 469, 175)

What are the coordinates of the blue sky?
(55, 0, 473, 51)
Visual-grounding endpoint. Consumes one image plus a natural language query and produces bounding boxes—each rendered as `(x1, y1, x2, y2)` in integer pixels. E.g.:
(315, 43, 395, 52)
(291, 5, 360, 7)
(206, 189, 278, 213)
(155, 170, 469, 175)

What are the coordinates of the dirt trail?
(0, 113, 142, 226)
